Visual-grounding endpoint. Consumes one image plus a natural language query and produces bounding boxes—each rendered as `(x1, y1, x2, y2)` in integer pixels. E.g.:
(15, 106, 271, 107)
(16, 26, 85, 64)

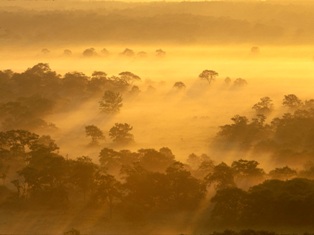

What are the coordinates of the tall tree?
(85, 125, 104, 146)
(99, 90, 123, 113)
(252, 97, 274, 116)
(109, 123, 134, 145)
(199, 70, 218, 84)
(282, 94, 303, 110)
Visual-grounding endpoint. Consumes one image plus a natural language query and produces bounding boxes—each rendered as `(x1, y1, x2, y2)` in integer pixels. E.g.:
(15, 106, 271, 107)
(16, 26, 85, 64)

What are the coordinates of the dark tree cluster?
(205, 178, 314, 228)
(0, 63, 141, 131)
(0, 63, 141, 101)
(214, 94, 314, 163)
(0, 130, 204, 221)
(85, 123, 134, 147)
(1, 129, 314, 231)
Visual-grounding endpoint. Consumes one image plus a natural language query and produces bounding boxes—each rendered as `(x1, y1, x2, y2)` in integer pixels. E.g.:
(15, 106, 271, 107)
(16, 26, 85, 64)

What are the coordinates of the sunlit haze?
(1, 0, 314, 234)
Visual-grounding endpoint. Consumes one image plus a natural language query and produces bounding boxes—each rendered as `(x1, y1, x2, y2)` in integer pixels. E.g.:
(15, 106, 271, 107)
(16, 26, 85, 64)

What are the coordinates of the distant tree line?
(2, 2, 314, 45)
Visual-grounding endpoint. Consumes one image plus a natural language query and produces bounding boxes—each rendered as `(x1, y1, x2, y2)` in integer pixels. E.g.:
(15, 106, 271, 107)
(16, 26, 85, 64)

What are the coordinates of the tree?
(17, 137, 68, 205)
(88, 71, 108, 93)
(99, 90, 123, 113)
(82, 48, 97, 57)
(63, 49, 72, 56)
(231, 159, 265, 179)
(165, 161, 206, 211)
(85, 125, 104, 145)
(118, 71, 141, 84)
(224, 77, 232, 85)
(199, 70, 218, 84)
(62, 72, 89, 96)
(268, 166, 297, 180)
(0, 129, 39, 154)
(211, 187, 248, 226)
(99, 148, 121, 174)
(205, 162, 236, 190)
(100, 48, 110, 56)
(193, 159, 215, 179)
(12, 63, 60, 97)
(282, 94, 303, 110)
(155, 49, 166, 57)
(93, 173, 122, 218)
(68, 156, 97, 200)
(138, 148, 175, 172)
(120, 48, 134, 57)
(137, 51, 147, 58)
(129, 86, 140, 96)
(173, 81, 186, 89)
(252, 97, 274, 115)
(109, 123, 134, 145)
(92, 71, 107, 80)
(231, 159, 265, 187)
(233, 78, 248, 87)
(41, 48, 50, 55)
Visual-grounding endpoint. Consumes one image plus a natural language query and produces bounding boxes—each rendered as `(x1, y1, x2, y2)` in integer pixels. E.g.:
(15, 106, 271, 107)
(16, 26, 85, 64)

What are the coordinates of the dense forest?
(1, 63, 314, 234)
(1, 1, 314, 46)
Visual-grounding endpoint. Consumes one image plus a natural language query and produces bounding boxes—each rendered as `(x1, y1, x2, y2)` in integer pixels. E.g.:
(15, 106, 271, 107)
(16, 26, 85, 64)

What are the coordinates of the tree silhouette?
(224, 77, 232, 85)
(155, 49, 166, 57)
(82, 48, 97, 57)
(283, 94, 303, 110)
(199, 70, 218, 84)
(92, 71, 107, 80)
(68, 156, 97, 201)
(85, 125, 104, 145)
(233, 78, 248, 87)
(100, 48, 110, 56)
(205, 162, 236, 190)
(109, 123, 134, 145)
(231, 159, 265, 179)
(93, 173, 122, 218)
(99, 90, 123, 113)
(120, 48, 135, 57)
(137, 51, 147, 58)
(138, 148, 175, 172)
(252, 97, 274, 116)
(173, 81, 186, 89)
(118, 71, 141, 84)
(63, 49, 72, 56)
(269, 166, 297, 180)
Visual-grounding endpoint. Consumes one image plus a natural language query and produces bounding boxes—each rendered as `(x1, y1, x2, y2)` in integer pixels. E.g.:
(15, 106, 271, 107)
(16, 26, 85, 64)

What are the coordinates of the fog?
(2, 45, 314, 165)
(2, 1, 314, 234)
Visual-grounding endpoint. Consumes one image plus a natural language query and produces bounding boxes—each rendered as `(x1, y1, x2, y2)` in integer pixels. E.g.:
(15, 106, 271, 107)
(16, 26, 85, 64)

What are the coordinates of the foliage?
(199, 69, 219, 84)
(205, 162, 236, 190)
(109, 123, 134, 145)
(252, 96, 274, 116)
(210, 178, 314, 227)
(85, 125, 104, 145)
(215, 114, 268, 150)
(173, 81, 186, 89)
(268, 166, 297, 180)
(283, 94, 303, 110)
(233, 78, 248, 87)
(118, 71, 141, 84)
(99, 90, 123, 113)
